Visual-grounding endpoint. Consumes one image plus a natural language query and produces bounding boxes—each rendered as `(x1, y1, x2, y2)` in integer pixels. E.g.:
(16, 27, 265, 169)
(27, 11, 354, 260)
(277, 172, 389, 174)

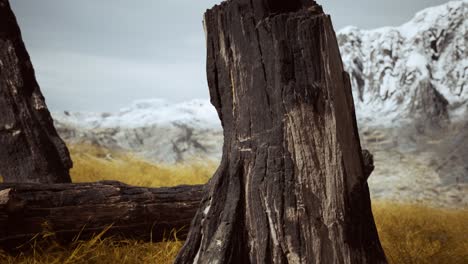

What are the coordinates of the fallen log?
(0, 150, 374, 249)
(0, 181, 204, 249)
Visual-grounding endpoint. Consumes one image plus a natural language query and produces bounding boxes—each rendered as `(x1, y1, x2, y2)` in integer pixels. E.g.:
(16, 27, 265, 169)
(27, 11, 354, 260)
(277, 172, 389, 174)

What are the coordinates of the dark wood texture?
(0, 181, 204, 248)
(175, 0, 387, 263)
(0, 0, 72, 183)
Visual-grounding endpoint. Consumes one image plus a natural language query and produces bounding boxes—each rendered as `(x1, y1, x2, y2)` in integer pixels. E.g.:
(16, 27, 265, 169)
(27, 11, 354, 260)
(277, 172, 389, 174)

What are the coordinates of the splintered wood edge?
(0, 188, 11, 205)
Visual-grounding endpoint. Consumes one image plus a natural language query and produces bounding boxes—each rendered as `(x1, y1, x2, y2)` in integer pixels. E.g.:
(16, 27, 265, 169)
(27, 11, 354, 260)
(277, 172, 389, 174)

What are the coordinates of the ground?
(1, 144, 467, 264)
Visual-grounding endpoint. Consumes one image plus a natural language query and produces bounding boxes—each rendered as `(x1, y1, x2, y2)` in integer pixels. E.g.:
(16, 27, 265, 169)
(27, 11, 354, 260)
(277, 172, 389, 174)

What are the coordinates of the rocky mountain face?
(53, 1, 467, 206)
(338, 0, 467, 126)
(53, 99, 223, 163)
(336, 0, 468, 207)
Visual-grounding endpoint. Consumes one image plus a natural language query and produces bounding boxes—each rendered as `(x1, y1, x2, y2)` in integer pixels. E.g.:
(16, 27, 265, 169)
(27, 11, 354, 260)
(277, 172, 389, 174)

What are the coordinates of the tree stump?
(0, 0, 72, 183)
(175, 0, 387, 263)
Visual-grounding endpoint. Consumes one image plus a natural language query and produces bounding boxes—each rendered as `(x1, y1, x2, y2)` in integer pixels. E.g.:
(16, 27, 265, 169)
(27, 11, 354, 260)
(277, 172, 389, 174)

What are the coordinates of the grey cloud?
(10, 0, 450, 111)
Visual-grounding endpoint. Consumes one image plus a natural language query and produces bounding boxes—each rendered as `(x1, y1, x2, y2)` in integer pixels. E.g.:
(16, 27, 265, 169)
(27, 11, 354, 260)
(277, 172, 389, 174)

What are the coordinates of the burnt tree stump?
(175, 0, 387, 263)
(0, 0, 72, 183)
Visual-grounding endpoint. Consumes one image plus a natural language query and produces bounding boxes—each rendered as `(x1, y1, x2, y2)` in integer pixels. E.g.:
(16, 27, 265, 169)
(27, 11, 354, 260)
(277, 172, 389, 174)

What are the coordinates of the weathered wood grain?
(0, 181, 204, 248)
(175, 0, 387, 263)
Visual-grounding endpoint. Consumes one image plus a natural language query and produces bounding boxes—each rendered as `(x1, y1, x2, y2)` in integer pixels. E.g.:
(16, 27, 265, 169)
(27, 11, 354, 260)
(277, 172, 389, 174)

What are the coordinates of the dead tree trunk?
(176, 0, 387, 263)
(0, 0, 72, 183)
(0, 182, 204, 248)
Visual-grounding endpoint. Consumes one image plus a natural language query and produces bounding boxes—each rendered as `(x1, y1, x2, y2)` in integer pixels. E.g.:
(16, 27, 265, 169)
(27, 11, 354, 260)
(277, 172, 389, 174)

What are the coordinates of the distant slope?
(54, 99, 223, 163)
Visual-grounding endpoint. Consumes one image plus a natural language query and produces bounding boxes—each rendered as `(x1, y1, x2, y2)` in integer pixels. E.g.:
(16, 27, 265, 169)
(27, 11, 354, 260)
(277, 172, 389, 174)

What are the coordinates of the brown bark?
(0, 181, 204, 248)
(176, 0, 387, 263)
(0, 0, 72, 183)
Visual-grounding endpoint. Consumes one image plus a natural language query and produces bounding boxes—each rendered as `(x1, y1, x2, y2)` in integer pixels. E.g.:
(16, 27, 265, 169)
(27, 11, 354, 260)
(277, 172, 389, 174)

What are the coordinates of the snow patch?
(53, 99, 221, 130)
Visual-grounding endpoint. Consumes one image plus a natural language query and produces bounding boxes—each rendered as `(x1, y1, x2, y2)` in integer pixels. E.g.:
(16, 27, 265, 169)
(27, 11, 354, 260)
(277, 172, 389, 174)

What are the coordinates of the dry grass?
(1, 144, 467, 264)
(0, 230, 183, 264)
(373, 202, 468, 264)
(68, 144, 216, 187)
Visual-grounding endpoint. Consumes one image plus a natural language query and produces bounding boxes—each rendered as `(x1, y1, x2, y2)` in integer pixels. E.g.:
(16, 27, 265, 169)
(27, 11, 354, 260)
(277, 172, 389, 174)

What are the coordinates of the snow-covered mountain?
(55, 99, 220, 130)
(53, 1, 467, 206)
(54, 99, 223, 163)
(338, 0, 467, 126)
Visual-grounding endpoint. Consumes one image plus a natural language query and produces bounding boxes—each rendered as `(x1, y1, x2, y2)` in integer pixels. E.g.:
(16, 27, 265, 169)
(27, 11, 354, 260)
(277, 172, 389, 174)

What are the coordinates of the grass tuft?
(0, 237, 183, 264)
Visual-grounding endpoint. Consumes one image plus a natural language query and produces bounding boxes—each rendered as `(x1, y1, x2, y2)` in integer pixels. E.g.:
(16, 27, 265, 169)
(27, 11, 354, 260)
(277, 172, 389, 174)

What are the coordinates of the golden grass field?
(1, 144, 467, 264)
(68, 144, 217, 187)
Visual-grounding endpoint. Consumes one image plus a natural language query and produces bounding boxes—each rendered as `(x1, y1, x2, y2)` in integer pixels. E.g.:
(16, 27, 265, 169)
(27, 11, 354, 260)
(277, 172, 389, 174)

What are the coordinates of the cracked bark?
(175, 0, 386, 263)
(0, 0, 72, 183)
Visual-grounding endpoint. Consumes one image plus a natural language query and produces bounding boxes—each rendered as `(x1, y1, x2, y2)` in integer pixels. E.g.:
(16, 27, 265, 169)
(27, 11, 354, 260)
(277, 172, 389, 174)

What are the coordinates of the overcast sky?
(11, 0, 450, 111)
